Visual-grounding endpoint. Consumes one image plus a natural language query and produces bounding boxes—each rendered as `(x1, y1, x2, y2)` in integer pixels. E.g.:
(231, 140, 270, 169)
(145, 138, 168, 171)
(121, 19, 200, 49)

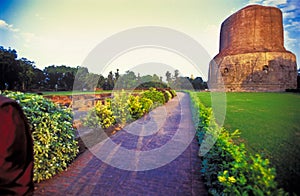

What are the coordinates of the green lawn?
(195, 92, 300, 193)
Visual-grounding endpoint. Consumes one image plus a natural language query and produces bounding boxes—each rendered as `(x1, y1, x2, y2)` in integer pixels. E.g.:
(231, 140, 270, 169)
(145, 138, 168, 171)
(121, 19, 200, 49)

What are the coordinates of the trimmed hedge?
(141, 87, 166, 108)
(0, 91, 78, 182)
(127, 95, 153, 120)
(189, 92, 287, 196)
(84, 88, 175, 130)
(84, 100, 115, 129)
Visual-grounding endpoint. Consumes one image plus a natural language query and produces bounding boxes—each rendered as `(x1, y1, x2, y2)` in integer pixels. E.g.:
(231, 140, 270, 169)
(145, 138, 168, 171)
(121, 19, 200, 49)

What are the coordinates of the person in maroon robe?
(0, 95, 34, 195)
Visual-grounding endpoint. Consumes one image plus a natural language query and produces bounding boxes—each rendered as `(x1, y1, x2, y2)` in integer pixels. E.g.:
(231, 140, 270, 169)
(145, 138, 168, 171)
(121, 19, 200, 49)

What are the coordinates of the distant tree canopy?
(0, 46, 207, 91)
(165, 69, 207, 90)
(0, 46, 18, 90)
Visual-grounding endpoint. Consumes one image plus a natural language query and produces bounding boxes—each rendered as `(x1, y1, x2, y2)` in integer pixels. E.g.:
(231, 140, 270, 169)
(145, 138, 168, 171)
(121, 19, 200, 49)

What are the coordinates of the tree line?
(0, 46, 207, 91)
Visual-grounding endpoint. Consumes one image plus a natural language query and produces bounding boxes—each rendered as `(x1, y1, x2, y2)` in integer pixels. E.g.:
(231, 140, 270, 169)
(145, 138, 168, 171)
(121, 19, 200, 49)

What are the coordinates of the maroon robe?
(0, 95, 33, 195)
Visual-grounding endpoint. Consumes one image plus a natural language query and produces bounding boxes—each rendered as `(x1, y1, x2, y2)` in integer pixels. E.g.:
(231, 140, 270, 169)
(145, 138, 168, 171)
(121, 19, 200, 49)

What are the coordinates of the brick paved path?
(34, 92, 207, 195)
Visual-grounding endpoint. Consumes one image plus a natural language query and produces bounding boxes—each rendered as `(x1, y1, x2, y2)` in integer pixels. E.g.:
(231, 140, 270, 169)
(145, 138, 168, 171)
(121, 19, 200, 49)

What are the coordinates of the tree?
(172, 69, 181, 87)
(152, 74, 160, 82)
(115, 70, 137, 89)
(44, 65, 61, 89)
(31, 68, 46, 90)
(84, 73, 100, 90)
(174, 69, 179, 80)
(192, 77, 205, 90)
(165, 71, 172, 84)
(73, 66, 89, 90)
(44, 65, 78, 90)
(0, 46, 19, 90)
(97, 75, 105, 89)
(107, 71, 114, 90)
(114, 69, 120, 82)
(18, 58, 35, 91)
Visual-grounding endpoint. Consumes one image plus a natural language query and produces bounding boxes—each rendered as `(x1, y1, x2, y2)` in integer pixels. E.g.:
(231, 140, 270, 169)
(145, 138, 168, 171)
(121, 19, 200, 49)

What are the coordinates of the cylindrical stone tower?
(209, 5, 297, 92)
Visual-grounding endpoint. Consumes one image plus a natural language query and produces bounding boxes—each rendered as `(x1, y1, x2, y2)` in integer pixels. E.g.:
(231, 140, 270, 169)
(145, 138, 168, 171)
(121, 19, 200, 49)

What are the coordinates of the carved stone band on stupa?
(208, 4, 297, 92)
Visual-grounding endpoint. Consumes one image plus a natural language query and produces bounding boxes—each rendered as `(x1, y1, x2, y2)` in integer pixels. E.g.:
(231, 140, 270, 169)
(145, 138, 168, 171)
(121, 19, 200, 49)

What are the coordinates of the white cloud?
(262, 0, 287, 6)
(282, 3, 297, 12)
(283, 11, 296, 19)
(0, 19, 19, 32)
(247, 0, 287, 6)
(248, 0, 263, 4)
(284, 29, 297, 50)
(284, 21, 300, 30)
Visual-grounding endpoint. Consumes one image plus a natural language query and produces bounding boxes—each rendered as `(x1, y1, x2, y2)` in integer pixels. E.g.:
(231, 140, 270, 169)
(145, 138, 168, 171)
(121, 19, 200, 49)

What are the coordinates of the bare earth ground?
(34, 92, 207, 196)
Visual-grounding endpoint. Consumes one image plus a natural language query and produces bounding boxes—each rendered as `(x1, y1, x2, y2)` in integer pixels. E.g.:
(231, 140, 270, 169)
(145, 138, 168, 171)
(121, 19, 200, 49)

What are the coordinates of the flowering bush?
(141, 87, 165, 108)
(189, 92, 287, 195)
(84, 88, 172, 130)
(163, 90, 172, 103)
(127, 95, 153, 119)
(84, 100, 115, 129)
(169, 89, 177, 98)
(111, 90, 131, 125)
(1, 91, 78, 182)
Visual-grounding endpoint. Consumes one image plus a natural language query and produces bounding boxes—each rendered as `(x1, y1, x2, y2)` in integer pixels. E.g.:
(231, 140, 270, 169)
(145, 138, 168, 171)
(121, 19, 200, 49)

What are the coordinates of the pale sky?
(1, 0, 299, 79)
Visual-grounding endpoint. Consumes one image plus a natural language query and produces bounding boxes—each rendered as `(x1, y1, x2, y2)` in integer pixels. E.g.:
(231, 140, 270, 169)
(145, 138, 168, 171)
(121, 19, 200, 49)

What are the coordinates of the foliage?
(0, 46, 19, 90)
(1, 45, 206, 92)
(84, 88, 173, 130)
(18, 58, 36, 91)
(127, 95, 153, 119)
(162, 89, 172, 103)
(44, 65, 77, 90)
(114, 70, 137, 89)
(165, 69, 206, 90)
(195, 92, 300, 194)
(138, 96, 153, 115)
(189, 91, 288, 195)
(141, 87, 165, 108)
(0, 91, 78, 182)
(115, 71, 168, 90)
(111, 90, 131, 125)
(169, 89, 177, 98)
(83, 100, 115, 129)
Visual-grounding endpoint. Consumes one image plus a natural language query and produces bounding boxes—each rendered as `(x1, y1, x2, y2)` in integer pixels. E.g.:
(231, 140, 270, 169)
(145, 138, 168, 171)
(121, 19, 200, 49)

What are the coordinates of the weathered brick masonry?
(209, 5, 297, 92)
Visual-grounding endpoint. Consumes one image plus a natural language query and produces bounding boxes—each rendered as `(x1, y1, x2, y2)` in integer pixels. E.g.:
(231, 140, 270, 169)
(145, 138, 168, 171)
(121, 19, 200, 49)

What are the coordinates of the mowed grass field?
(195, 92, 300, 193)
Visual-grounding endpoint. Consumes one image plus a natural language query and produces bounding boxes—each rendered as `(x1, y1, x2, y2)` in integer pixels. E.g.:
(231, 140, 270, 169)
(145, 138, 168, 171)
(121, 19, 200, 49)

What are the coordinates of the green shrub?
(163, 90, 172, 103)
(83, 100, 115, 129)
(127, 95, 143, 119)
(188, 91, 287, 196)
(169, 89, 177, 98)
(83, 88, 171, 131)
(0, 91, 78, 182)
(139, 96, 153, 114)
(127, 95, 153, 119)
(141, 87, 165, 108)
(111, 90, 131, 125)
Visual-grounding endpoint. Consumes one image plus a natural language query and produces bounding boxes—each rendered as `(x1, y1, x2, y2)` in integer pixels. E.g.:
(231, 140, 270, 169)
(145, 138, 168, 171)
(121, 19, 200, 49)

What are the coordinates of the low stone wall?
(44, 93, 112, 110)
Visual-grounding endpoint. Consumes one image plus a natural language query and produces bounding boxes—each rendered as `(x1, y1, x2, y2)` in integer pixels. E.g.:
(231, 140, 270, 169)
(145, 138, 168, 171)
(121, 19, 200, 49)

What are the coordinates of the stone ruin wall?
(209, 5, 297, 92)
(210, 52, 297, 91)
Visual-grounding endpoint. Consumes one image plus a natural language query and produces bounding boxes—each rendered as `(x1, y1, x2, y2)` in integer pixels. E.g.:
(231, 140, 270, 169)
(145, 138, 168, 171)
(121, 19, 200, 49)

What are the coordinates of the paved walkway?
(34, 92, 207, 196)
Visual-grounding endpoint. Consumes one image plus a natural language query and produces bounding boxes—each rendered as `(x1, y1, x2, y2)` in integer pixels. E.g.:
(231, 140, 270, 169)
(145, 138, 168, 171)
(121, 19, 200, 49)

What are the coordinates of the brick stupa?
(208, 5, 297, 92)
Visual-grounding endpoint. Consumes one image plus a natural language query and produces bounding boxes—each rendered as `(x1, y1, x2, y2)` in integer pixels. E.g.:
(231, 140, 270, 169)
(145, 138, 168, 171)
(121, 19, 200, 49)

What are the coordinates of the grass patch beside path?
(195, 92, 300, 194)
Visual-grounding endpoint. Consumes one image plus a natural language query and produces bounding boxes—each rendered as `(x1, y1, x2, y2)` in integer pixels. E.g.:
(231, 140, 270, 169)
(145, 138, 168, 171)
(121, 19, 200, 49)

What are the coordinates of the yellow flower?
(218, 176, 227, 183)
(228, 176, 237, 183)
